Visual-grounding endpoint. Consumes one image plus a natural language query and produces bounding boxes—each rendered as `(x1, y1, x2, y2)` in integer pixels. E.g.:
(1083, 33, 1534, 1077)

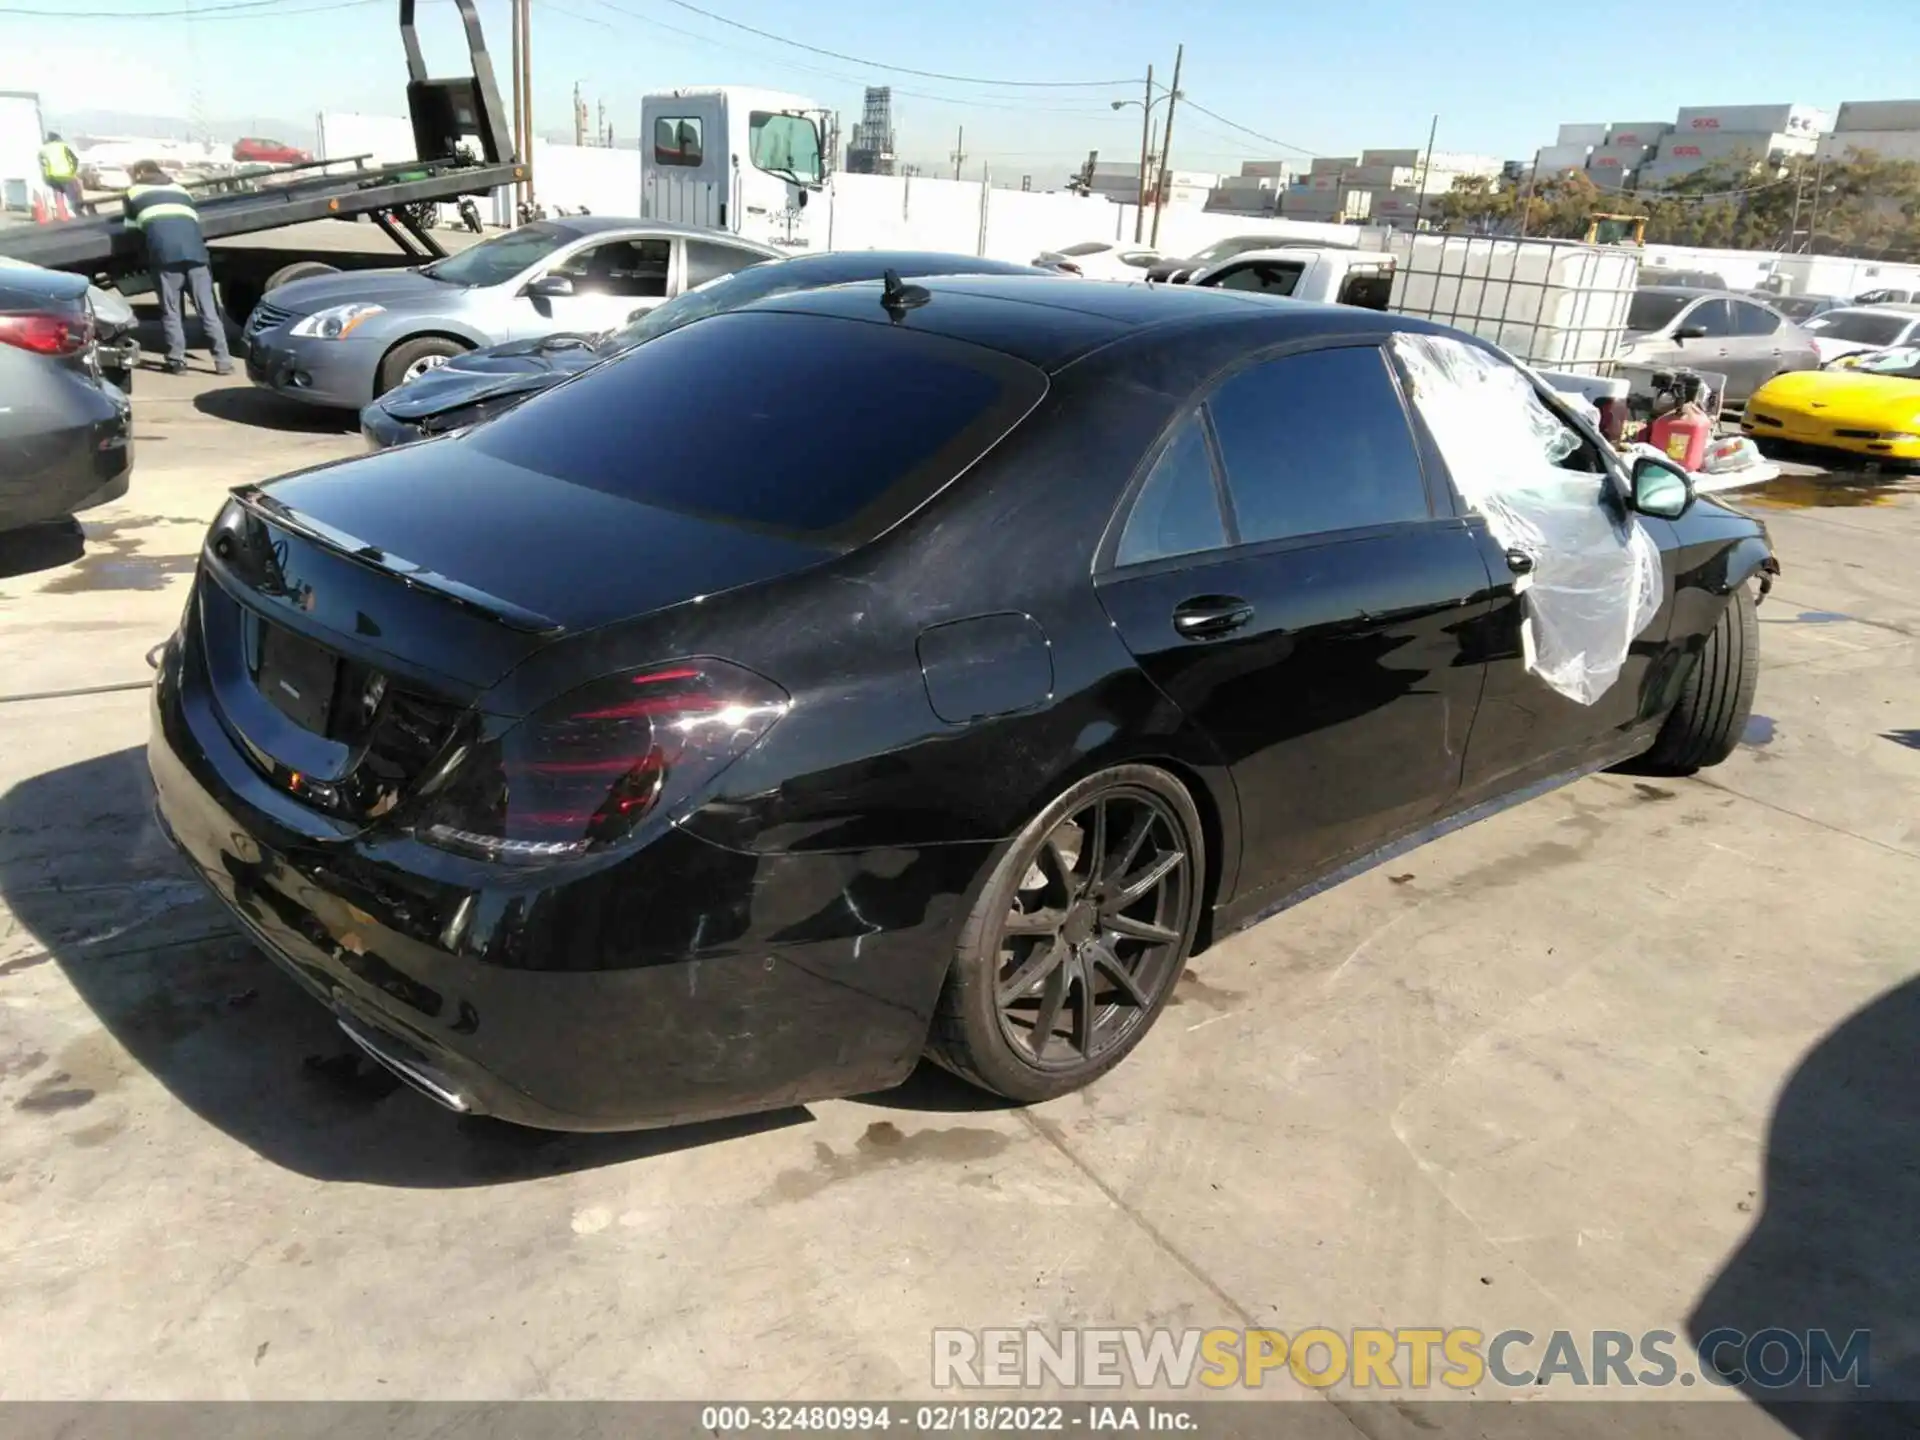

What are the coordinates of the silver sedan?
(241, 217, 781, 408)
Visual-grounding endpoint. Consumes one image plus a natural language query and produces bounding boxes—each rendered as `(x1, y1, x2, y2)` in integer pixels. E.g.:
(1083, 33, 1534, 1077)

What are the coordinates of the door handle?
(1172, 595, 1254, 640)
(1505, 548, 1535, 576)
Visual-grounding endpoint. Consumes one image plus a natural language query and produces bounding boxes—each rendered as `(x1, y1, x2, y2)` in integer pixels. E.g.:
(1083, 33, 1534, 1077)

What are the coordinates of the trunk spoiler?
(227, 484, 565, 636)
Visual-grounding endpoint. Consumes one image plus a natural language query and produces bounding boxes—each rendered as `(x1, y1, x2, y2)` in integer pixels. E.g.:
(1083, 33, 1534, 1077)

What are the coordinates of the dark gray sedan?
(1618, 286, 1820, 406)
(0, 262, 132, 533)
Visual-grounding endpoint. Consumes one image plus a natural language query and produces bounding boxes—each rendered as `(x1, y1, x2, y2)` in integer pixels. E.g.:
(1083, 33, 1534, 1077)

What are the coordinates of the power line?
(634, 0, 1136, 88)
(560, 0, 1132, 115)
(1176, 97, 1317, 158)
(3, 0, 375, 15)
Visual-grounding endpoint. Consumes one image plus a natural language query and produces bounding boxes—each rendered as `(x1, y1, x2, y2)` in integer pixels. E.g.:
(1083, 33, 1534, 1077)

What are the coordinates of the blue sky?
(10, 0, 1920, 180)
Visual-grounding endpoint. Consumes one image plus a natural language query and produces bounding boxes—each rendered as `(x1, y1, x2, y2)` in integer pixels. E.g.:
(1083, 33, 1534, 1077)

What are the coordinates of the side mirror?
(1673, 323, 1708, 342)
(527, 274, 574, 298)
(1631, 453, 1694, 519)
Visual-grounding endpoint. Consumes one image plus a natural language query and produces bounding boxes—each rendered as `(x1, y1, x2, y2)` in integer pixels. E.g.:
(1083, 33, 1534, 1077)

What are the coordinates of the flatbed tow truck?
(0, 0, 523, 326)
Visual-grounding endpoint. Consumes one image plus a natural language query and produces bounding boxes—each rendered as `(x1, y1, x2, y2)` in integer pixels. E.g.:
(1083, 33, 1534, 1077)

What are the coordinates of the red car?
(232, 137, 312, 166)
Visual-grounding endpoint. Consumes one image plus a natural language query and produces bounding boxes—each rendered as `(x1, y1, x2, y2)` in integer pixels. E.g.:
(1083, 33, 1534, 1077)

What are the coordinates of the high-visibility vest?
(39, 141, 79, 183)
(124, 181, 210, 267)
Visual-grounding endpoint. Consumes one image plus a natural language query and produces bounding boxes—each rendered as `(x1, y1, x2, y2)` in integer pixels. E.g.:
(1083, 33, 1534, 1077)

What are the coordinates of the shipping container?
(1605, 122, 1672, 147)
(1557, 123, 1608, 147)
(0, 90, 46, 213)
(1674, 103, 1829, 136)
(1535, 142, 1593, 171)
(1817, 129, 1920, 164)
(1342, 163, 1418, 187)
(1360, 148, 1423, 168)
(1833, 99, 1920, 133)
(1658, 130, 1813, 162)
(1425, 151, 1504, 177)
(1309, 155, 1356, 176)
(1593, 140, 1656, 166)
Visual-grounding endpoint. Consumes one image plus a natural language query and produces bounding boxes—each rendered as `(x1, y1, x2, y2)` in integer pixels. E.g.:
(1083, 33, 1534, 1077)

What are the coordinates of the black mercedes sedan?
(358, 250, 1056, 449)
(150, 276, 1774, 1131)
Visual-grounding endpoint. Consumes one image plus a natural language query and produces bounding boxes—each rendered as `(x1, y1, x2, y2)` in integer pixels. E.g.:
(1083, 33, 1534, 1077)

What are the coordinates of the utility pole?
(1805, 154, 1828, 255)
(1149, 43, 1182, 249)
(1411, 113, 1438, 232)
(510, 0, 525, 210)
(951, 126, 966, 181)
(573, 82, 586, 147)
(1132, 63, 1153, 242)
(519, 0, 535, 211)
(1516, 156, 1539, 238)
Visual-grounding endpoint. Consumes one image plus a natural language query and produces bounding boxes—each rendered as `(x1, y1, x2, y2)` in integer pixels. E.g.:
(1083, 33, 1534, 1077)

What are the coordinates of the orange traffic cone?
(53, 192, 70, 220)
(31, 192, 48, 223)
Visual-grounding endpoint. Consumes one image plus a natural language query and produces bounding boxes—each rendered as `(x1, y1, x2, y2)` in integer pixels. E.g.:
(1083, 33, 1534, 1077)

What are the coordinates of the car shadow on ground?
(0, 746, 811, 1187)
(131, 311, 238, 356)
(0, 518, 85, 581)
(850, 1058, 1019, 1115)
(1686, 973, 1920, 1436)
(193, 384, 359, 435)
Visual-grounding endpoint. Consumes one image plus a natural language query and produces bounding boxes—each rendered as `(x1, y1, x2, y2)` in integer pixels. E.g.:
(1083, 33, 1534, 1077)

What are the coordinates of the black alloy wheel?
(929, 766, 1204, 1101)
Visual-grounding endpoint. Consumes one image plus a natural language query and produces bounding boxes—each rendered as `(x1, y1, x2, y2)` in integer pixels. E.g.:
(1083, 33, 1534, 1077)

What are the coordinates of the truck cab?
(640, 88, 826, 251)
(1187, 247, 1396, 309)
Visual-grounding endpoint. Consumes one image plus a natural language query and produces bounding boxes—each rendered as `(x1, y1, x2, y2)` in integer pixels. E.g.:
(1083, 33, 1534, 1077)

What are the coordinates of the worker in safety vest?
(124, 160, 232, 376)
(38, 133, 84, 218)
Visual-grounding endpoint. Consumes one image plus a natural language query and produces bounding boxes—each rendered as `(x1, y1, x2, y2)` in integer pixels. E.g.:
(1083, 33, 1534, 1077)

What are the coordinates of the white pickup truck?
(1186, 246, 1630, 440)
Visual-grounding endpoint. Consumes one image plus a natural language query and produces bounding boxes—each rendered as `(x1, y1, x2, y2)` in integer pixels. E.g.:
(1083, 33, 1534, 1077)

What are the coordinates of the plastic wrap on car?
(1392, 333, 1663, 707)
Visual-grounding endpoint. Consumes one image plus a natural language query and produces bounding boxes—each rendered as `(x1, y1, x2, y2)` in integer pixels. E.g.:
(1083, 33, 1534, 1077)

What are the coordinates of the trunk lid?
(190, 444, 835, 830)
(254, 439, 836, 645)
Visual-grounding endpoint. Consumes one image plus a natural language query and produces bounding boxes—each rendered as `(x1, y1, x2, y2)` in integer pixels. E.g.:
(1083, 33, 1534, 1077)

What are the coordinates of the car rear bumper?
(243, 329, 382, 409)
(0, 377, 132, 532)
(146, 612, 987, 1131)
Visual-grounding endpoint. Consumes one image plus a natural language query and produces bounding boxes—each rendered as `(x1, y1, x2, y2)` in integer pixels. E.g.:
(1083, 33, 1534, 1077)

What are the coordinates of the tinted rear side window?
(469, 311, 1046, 545)
(1205, 346, 1431, 544)
(1116, 415, 1226, 566)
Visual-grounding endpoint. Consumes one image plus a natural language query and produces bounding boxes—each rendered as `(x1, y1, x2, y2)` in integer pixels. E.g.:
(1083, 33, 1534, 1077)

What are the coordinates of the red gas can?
(1648, 404, 1711, 473)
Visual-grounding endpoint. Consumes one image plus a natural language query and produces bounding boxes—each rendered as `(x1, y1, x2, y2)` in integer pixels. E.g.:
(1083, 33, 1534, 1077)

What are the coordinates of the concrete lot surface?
(0, 367, 1915, 1436)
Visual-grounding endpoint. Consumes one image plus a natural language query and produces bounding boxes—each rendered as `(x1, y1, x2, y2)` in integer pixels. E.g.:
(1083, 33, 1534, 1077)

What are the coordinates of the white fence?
(319, 113, 1920, 301)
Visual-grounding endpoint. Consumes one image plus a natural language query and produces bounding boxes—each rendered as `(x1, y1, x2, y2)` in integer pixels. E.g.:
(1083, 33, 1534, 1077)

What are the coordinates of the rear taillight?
(0, 311, 92, 356)
(412, 658, 788, 865)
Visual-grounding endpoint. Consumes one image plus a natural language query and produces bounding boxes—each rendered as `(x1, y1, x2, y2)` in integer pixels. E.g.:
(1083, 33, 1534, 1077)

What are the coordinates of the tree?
(1426, 151, 1920, 260)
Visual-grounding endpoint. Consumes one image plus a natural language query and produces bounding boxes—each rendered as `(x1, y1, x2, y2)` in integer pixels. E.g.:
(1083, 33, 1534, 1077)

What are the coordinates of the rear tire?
(1638, 582, 1760, 774)
(376, 336, 469, 397)
(926, 765, 1204, 1103)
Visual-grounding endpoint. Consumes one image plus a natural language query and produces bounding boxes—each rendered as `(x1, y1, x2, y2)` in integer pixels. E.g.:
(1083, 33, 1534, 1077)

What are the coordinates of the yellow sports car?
(1744, 347, 1920, 460)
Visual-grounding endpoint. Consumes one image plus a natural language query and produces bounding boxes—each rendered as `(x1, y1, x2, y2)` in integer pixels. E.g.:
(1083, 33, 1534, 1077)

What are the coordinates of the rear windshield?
(1627, 291, 1690, 333)
(1805, 311, 1911, 345)
(470, 310, 1047, 545)
(1772, 295, 1827, 321)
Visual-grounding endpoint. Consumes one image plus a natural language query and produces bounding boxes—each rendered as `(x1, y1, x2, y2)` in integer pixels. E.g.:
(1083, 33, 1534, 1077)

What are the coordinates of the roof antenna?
(880, 268, 932, 319)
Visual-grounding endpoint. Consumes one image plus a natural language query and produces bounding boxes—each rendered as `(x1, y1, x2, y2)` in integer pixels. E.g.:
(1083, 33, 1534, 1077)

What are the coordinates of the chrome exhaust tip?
(336, 1013, 472, 1114)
